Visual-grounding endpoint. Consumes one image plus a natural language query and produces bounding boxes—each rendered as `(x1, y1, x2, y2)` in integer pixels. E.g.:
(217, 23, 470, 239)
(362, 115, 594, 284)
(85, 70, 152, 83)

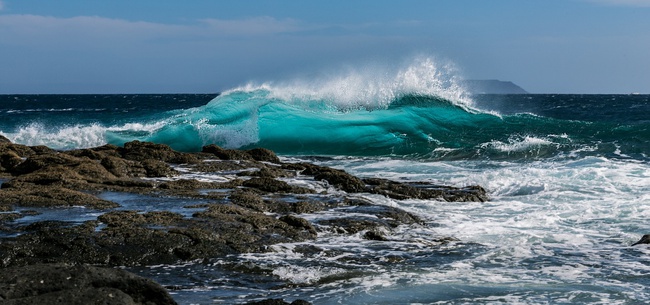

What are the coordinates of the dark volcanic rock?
(0, 151, 23, 173)
(229, 189, 266, 212)
(100, 155, 148, 178)
(246, 147, 282, 163)
(121, 140, 199, 164)
(0, 205, 318, 267)
(0, 264, 177, 305)
(0, 186, 119, 209)
(202, 144, 254, 161)
(632, 234, 650, 246)
(243, 177, 315, 194)
(285, 163, 366, 193)
(0, 135, 11, 143)
(0, 139, 490, 304)
(364, 178, 488, 202)
(315, 205, 422, 235)
(202, 145, 282, 164)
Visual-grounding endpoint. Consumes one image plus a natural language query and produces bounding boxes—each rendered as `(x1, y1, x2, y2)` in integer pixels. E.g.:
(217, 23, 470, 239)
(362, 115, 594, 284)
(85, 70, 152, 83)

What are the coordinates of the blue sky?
(1, 0, 649, 94)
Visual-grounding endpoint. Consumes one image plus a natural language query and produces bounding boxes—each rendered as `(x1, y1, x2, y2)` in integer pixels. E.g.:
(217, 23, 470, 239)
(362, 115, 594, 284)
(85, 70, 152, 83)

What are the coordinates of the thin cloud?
(199, 16, 304, 36)
(0, 14, 317, 47)
(585, 0, 650, 6)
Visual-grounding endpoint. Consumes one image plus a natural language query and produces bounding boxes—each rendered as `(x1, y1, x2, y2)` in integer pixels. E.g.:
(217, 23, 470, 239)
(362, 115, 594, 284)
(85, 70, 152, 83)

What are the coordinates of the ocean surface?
(1, 60, 649, 304)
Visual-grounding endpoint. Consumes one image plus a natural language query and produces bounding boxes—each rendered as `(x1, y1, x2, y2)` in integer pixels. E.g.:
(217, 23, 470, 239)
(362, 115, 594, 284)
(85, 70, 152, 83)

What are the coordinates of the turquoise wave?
(104, 88, 649, 161)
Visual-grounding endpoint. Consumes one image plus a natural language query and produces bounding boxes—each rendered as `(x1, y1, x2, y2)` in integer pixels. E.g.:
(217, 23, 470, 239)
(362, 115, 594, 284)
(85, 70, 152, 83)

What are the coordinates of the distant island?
(462, 79, 528, 94)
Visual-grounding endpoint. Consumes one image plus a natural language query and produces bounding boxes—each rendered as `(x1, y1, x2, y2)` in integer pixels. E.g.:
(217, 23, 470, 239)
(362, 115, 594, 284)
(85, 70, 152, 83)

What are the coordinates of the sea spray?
(0, 60, 648, 162)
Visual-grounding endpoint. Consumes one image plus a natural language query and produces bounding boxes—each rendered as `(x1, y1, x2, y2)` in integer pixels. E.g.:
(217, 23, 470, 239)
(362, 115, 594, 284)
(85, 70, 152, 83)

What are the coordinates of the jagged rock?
(159, 179, 222, 190)
(279, 215, 317, 236)
(0, 139, 490, 301)
(9, 153, 87, 176)
(0, 135, 11, 143)
(0, 143, 43, 160)
(285, 163, 366, 193)
(0, 204, 318, 267)
(0, 186, 119, 209)
(202, 144, 254, 161)
(364, 178, 488, 202)
(315, 205, 422, 235)
(121, 140, 199, 164)
(100, 156, 148, 178)
(632, 234, 650, 246)
(229, 189, 266, 212)
(243, 177, 315, 194)
(141, 159, 178, 177)
(0, 264, 177, 305)
(246, 147, 281, 163)
(238, 166, 292, 178)
(364, 230, 389, 241)
(0, 151, 23, 173)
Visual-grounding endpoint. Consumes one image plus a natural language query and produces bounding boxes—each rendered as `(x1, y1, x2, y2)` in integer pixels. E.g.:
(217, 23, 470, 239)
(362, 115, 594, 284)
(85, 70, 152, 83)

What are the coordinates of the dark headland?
(0, 137, 487, 304)
(462, 79, 528, 94)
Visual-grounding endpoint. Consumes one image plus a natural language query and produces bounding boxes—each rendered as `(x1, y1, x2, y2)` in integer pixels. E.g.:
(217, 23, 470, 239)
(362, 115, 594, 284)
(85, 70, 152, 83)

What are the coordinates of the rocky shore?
(0, 137, 488, 304)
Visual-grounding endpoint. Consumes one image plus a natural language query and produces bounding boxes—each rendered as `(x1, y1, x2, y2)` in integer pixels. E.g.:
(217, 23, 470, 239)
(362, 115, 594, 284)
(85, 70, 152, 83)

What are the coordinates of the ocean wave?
(1, 58, 647, 161)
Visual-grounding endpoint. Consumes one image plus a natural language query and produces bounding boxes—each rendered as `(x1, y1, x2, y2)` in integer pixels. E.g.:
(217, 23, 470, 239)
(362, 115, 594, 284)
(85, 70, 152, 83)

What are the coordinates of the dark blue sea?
(1, 59, 649, 304)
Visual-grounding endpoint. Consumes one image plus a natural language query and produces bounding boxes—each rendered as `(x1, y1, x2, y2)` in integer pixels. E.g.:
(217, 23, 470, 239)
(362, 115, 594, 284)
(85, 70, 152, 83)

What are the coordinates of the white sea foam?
(279, 155, 650, 303)
(3, 120, 168, 150)
(223, 56, 475, 111)
(272, 265, 345, 285)
(8, 122, 108, 149)
(480, 135, 555, 153)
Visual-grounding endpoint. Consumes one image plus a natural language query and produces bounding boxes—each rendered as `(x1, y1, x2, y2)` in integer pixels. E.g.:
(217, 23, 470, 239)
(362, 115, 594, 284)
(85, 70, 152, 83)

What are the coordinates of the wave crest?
(224, 56, 473, 111)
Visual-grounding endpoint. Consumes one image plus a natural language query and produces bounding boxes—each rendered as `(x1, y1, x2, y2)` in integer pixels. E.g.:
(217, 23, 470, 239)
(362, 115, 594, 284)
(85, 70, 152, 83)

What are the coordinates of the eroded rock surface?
(0, 139, 489, 303)
(0, 264, 177, 305)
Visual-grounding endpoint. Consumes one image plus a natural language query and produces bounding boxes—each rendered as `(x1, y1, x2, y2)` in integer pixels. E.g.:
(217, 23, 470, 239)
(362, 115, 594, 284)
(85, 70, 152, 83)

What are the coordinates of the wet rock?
(243, 177, 315, 194)
(191, 160, 252, 173)
(238, 166, 292, 178)
(0, 143, 40, 160)
(292, 201, 325, 214)
(100, 156, 148, 178)
(229, 189, 266, 212)
(364, 230, 389, 241)
(0, 204, 318, 267)
(632, 234, 650, 246)
(364, 178, 489, 202)
(0, 151, 23, 173)
(141, 159, 177, 177)
(121, 140, 199, 164)
(9, 153, 86, 176)
(279, 215, 317, 236)
(246, 147, 281, 164)
(0, 140, 489, 294)
(0, 135, 11, 143)
(285, 163, 365, 193)
(159, 179, 222, 190)
(315, 205, 422, 235)
(0, 212, 21, 222)
(202, 144, 254, 161)
(0, 186, 119, 209)
(0, 263, 177, 305)
(317, 217, 387, 234)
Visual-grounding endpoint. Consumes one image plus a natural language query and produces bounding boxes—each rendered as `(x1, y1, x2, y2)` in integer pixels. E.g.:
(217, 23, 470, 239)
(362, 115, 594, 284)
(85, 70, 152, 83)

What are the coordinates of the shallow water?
(100, 155, 650, 305)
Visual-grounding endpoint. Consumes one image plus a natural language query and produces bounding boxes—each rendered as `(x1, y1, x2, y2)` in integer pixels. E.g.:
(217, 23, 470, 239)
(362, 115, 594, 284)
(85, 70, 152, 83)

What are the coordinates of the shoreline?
(0, 137, 487, 304)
